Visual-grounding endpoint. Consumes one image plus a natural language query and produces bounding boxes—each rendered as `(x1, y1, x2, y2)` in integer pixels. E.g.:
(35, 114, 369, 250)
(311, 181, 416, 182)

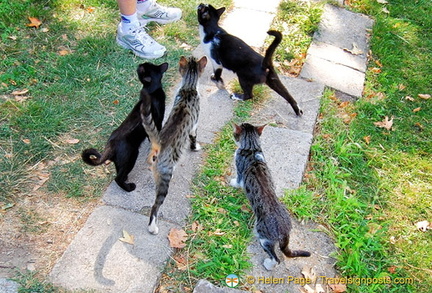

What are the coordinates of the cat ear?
(233, 123, 242, 135)
(137, 64, 145, 78)
(198, 56, 207, 72)
(256, 124, 267, 136)
(217, 7, 226, 17)
(159, 62, 169, 73)
(179, 56, 188, 76)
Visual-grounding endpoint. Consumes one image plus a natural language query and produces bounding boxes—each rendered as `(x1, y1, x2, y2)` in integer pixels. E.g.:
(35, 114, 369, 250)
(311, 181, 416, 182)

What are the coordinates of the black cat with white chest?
(197, 3, 302, 116)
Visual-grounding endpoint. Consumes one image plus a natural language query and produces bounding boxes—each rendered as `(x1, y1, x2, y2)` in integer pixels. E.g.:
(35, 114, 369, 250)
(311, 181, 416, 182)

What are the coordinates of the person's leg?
(137, 0, 182, 25)
(116, 0, 166, 59)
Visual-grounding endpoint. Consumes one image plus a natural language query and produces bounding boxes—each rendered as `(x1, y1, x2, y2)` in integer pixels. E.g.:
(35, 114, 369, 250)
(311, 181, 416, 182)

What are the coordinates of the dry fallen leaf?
(66, 138, 80, 144)
(398, 84, 406, 91)
(27, 17, 42, 28)
(301, 266, 317, 284)
(329, 283, 347, 293)
(191, 221, 203, 232)
(12, 89, 29, 95)
(373, 116, 393, 131)
(168, 228, 188, 248)
(405, 96, 415, 102)
(22, 139, 31, 144)
(415, 220, 430, 232)
(119, 230, 134, 245)
(213, 229, 225, 236)
(300, 285, 315, 293)
(343, 42, 363, 55)
(412, 107, 421, 113)
(363, 136, 371, 144)
(418, 94, 430, 100)
(388, 265, 397, 274)
(315, 284, 325, 293)
(371, 67, 382, 74)
(173, 254, 188, 271)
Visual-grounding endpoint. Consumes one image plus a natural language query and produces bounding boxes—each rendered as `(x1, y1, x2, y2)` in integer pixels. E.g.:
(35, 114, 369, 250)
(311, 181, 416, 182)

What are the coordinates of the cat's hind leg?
(259, 238, 279, 271)
(265, 69, 303, 116)
(211, 67, 225, 90)
(189, 123, 201, 151)
(148, 170, 172, 235)
(114, 148, 138, 192)
(231, 77, 254, 101)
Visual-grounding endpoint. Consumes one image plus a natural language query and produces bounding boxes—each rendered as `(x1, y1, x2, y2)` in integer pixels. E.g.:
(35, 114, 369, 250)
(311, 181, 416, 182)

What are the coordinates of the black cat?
(82, 62, 168, 192)
(197, 3, 302, 116)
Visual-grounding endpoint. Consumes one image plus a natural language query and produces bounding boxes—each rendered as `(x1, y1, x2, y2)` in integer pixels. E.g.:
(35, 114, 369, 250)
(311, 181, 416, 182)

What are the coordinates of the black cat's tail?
(140, 88, 161, 163)
(262, 30, 282, 69)
(81, 148, 112, 166)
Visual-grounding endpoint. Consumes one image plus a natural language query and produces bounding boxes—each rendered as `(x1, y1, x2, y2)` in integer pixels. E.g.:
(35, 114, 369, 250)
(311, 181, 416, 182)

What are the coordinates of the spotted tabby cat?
(230, 123, 310, 270)
(141, 55, 207, 234)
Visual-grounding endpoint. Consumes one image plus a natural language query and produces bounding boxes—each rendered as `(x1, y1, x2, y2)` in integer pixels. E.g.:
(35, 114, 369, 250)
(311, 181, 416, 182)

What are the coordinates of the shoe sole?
(116, 37, 166, 59)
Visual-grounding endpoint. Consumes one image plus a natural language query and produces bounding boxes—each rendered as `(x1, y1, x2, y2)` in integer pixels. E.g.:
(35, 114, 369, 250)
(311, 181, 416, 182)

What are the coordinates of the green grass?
(0, 0, 230, 202)
(269, 0, 323, 74)
(284, 1, 432, 292)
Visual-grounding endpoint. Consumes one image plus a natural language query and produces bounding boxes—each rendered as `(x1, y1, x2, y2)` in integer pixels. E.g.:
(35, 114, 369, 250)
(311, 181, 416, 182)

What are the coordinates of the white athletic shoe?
(138, 1, 182, 25)
(116, 24, 166, 59)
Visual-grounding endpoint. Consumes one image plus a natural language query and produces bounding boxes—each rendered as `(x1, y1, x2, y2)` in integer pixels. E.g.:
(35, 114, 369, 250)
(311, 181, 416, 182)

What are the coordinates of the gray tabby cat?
(141, 55, 207, 234)
(230, 123, 310, 270)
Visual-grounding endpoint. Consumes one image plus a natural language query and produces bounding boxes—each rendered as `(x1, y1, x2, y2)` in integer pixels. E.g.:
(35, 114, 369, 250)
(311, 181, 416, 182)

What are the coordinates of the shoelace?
(130, 27, 155, 45)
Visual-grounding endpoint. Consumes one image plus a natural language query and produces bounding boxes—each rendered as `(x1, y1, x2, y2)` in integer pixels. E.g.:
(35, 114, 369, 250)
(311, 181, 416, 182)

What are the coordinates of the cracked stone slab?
(307, 41, 368, 72)
(301, 54, 366, 97)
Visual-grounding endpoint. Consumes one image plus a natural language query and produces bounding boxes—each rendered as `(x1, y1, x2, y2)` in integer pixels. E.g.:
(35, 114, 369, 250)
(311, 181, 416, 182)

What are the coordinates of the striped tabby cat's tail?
(140, 88, 161, 163)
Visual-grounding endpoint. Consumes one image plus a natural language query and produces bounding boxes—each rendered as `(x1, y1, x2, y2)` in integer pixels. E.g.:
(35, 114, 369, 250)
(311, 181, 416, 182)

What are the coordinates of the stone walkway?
(0, 1, 373, 292)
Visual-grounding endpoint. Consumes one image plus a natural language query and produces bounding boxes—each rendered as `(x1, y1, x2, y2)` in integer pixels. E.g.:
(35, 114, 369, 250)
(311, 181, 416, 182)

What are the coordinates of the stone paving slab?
(246, 220, 336, 293)
(313, 4, 374, 51)
(222, 9, 276, 48)
(0, 279, 19, 293)
(250, 76, 324, 134)
(307, 41, 367, 72)
(49, 205, 175, 292)
(301, 54, 367, 97)
(300, 4, 373, 97)
(194, 279, 246, 293)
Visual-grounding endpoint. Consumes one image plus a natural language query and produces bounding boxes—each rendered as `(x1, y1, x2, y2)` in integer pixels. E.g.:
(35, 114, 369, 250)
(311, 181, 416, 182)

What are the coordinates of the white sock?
(120, 12, 140, 33)
(137, 0, 154, 13)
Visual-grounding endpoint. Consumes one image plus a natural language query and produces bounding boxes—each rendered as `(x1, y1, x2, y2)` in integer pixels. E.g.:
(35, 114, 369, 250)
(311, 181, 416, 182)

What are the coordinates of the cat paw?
(210, 75, 225, 90)
(117, 181, 136, 192)
(148, 221, 159, 235)
(296, 108, 304, 116)
(230, 93, 243, 101)
(191, 143, 201, 151)
(230, 178, 240, 188)
(263, 258, 277, 271)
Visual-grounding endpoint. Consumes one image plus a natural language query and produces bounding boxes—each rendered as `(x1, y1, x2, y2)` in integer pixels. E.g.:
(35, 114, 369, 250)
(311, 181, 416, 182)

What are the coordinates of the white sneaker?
(138, 1, 182, 25)
(116, 24, 166, 59)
